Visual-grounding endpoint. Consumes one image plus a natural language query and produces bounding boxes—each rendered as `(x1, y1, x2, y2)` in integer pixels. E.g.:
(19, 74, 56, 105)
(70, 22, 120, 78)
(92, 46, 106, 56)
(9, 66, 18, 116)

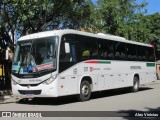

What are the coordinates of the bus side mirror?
(5, 50, 9, 60)
(65, 43, 70, 54)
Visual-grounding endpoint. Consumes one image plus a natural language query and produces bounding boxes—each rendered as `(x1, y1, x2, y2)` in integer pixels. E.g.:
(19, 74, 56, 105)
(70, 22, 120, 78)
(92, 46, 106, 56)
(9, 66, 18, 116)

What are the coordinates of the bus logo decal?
(90, 67, 94, 72)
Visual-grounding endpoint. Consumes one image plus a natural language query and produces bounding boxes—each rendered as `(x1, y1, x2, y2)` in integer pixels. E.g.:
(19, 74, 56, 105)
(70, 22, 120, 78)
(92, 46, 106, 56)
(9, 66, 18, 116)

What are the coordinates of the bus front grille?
(18, 90, 41, 95)
(19, 84, 40, 87)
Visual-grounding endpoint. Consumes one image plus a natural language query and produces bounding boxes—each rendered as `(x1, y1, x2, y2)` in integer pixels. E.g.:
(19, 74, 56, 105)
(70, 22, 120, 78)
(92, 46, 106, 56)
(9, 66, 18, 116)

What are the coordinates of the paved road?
(0, 80, 160, 120)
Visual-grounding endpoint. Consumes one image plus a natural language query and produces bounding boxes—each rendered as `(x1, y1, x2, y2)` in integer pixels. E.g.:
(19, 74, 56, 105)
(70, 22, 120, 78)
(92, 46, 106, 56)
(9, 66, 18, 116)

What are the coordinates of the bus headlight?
(12, 79, 18, 85)
(43, 75, 57, 85)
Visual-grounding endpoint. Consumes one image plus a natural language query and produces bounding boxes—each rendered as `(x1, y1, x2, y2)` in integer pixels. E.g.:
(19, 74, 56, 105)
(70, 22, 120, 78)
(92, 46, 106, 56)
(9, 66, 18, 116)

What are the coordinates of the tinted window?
(137, 46, 147, 61)
(126, 44, 137, 61)
(115, 42, 126, 60)
(60, 34, 155, 64)
(98, 39, 115, 60)
(59, 34, 76, 73)
(146, 47, 155, 62)
(75, 35, 98, 61)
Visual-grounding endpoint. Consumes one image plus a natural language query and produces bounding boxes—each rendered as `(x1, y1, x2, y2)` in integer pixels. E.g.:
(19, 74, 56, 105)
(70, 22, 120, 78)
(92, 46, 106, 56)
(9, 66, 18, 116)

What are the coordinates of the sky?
(136, 0, 160, 14)
(92, 0, 160, 15)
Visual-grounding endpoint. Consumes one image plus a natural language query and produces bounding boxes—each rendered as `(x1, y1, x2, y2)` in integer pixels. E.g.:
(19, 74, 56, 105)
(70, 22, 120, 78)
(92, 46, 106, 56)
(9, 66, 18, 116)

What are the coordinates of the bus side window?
(91, 49, 98, 59)
(127, 44, 137, 61)
(81, 49, 90, 60)
(98, 40, 108, 60)
(108, 42, 114, 60)
(147, 47, 155, 62)
(76, 35, 98, 61)
(60, 40, 71, 62)
(137, 46, 146, 61)
(60, 34, 77, 63)
(59, 34, 76, 73)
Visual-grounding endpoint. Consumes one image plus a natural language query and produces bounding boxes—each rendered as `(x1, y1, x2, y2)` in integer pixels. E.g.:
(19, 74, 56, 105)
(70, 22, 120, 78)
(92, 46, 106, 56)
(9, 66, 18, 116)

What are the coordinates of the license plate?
(26, 94, 34, 98)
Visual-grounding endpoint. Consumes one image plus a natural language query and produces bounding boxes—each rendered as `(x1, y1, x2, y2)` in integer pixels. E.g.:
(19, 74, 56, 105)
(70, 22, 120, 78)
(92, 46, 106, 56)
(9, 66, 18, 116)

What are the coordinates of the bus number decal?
(84, 67, 89, 72)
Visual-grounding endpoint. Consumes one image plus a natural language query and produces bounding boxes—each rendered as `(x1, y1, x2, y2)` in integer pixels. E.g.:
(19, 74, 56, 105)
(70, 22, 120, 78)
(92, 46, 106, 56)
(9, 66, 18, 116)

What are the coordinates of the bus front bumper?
(12, 81, 59, 98)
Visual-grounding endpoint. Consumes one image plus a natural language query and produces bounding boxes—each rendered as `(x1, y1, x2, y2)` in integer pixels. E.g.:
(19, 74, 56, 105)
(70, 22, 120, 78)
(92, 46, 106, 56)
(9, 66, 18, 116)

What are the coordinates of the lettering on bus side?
(104, 67, 111, 70)
(73, 68, 78, 74)
(93, 68, 101, 71)
(29, 79, 42, 82)
(84, 67, 101, 72)
(130, 66, 142, 70)
(90, 67, 101, 72)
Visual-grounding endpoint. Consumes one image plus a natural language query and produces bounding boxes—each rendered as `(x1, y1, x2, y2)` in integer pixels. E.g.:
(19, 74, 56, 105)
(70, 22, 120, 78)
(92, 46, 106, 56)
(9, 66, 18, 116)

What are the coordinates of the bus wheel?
(78, 81, 91, 102)
(132, 76, 139, 92)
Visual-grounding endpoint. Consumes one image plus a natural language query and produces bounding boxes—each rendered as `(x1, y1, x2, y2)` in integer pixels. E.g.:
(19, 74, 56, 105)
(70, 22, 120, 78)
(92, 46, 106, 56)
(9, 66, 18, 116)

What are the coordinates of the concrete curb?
(0, 95, 18, 104)
(0, 90, 20, 104)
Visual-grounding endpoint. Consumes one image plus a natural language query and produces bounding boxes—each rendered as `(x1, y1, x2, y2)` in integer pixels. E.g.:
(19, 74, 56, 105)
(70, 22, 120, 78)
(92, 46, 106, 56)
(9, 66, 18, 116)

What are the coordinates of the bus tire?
(132, 76, 139, 92)
(78, 81, 91, 102)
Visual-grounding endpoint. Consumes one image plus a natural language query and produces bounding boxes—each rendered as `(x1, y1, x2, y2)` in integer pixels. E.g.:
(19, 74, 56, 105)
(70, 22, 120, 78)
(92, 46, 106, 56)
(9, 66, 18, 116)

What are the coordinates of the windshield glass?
(12, 36, 58, 75)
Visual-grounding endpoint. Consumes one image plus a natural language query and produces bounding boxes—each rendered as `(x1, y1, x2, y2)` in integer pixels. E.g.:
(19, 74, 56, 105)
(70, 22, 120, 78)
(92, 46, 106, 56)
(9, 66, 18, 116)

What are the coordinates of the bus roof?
(18, 29, 152, 47)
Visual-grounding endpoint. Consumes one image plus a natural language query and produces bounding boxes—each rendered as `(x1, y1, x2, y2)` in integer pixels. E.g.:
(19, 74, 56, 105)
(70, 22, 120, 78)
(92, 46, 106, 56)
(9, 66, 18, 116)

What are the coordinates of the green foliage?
(0, 0, 160, 49)
(97, 0, 149, 42)
(0, 0, 93, 40)
(142, 13, 160, 58)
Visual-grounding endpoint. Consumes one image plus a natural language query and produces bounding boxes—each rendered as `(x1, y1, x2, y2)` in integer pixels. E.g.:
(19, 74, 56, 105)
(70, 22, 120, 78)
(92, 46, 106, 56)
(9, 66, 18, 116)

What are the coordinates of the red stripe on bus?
(84, 61, 98, 64)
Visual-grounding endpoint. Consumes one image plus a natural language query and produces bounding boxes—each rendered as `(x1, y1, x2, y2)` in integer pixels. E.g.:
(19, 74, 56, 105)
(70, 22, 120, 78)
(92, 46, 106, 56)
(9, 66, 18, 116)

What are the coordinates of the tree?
(0, 0, 93, 40)
(0, 26, 13, 89)
(143, 13, 160, 41)
(142, 13, 160, 59)
(96, 0, 148, 41)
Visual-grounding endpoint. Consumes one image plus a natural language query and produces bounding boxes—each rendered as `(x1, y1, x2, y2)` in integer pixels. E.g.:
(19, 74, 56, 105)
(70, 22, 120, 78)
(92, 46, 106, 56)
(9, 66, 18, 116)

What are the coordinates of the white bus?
(11, 30, 156, 101)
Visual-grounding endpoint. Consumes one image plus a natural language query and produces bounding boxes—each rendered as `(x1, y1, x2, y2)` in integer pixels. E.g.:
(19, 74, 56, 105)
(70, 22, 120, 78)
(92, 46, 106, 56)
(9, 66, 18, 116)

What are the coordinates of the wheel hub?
(134, 81, 138, 89)
(82, 85, 89, 96)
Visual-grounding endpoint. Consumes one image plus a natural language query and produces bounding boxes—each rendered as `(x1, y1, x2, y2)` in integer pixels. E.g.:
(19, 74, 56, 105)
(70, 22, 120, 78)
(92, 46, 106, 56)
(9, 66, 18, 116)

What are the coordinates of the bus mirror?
(5, 50, 9, 60)
(65, 43, 70, 53)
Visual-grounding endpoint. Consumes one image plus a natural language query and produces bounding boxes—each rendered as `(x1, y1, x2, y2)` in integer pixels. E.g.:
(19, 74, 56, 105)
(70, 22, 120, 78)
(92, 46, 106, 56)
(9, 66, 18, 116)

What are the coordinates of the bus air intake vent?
(18, 90, 41, 95)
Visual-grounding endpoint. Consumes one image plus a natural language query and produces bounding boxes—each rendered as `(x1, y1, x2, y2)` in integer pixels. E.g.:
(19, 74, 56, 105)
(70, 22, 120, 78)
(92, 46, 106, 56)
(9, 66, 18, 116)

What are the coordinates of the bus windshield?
(12, 36, 58, 75)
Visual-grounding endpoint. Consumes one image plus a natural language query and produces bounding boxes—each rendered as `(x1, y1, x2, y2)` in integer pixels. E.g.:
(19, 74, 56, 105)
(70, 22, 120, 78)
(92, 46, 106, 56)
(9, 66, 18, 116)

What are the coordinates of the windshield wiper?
(18, 65, 22, 75)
